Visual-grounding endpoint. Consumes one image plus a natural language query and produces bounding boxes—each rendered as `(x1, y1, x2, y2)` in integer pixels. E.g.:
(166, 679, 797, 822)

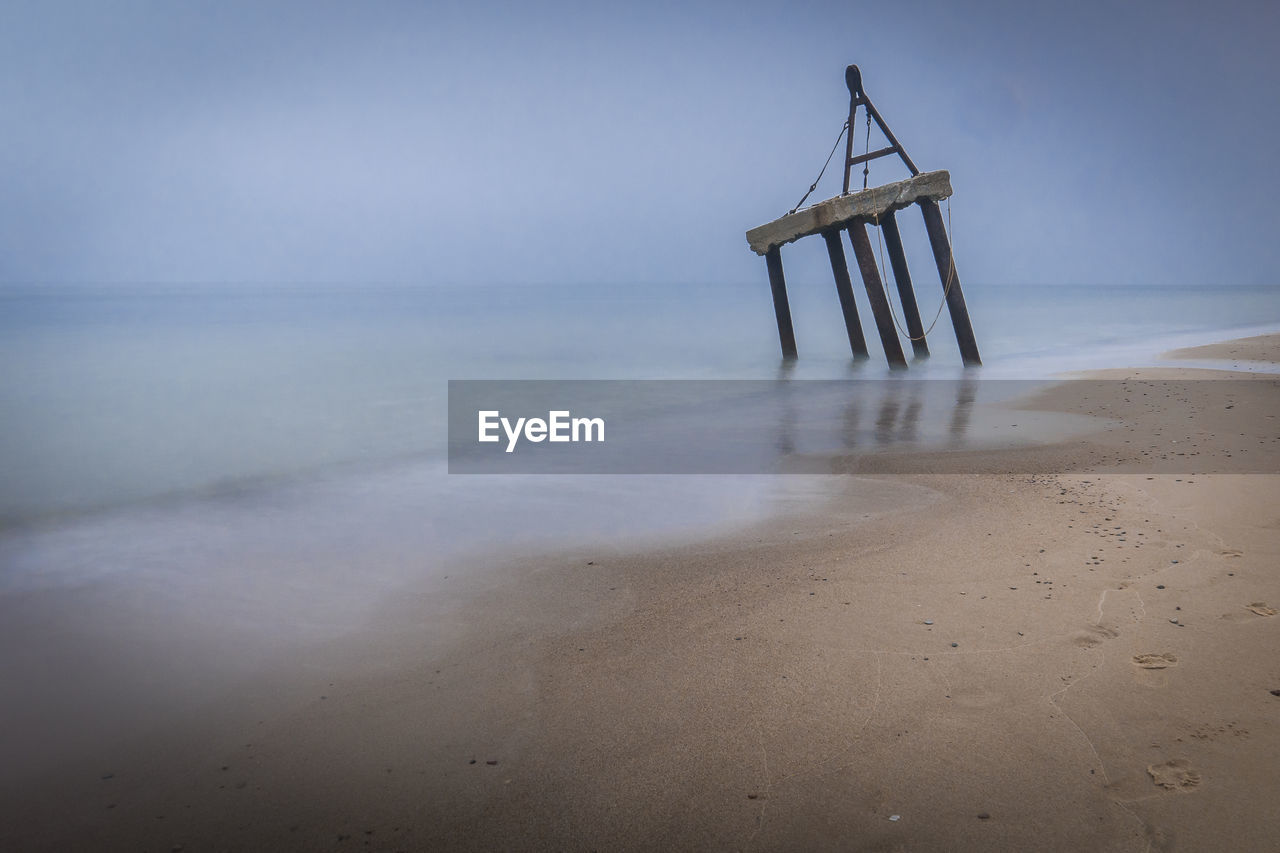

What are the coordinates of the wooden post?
(879, 210, 929, 359)
(822, 230, 869, 359)
(918, 199, 981, 366)
(765, 247, 797, 359)
(845, 223, 907, 368)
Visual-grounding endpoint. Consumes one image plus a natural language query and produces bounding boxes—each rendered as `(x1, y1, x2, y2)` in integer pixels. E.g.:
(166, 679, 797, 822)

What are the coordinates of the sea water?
(1, 281, 1278, 613)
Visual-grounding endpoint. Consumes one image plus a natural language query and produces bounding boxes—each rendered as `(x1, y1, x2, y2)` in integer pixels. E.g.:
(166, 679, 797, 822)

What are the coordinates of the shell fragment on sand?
(745, 171, 953, 256)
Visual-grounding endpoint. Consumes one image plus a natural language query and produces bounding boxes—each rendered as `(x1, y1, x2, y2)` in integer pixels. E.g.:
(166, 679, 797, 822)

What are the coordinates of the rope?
(873, 197, 956, 342)
(789, 119, 849, 214)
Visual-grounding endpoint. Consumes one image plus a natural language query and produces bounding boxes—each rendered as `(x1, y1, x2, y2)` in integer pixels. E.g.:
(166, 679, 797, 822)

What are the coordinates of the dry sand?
(4, 336, 1280, 852)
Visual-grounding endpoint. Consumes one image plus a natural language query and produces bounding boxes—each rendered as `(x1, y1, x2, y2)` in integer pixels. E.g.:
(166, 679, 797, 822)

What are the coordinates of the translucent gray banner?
(447, 379, 1279, 474)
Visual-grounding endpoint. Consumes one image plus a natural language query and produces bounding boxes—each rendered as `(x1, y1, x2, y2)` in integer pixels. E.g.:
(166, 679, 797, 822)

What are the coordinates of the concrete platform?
(746, 170, 952, 255)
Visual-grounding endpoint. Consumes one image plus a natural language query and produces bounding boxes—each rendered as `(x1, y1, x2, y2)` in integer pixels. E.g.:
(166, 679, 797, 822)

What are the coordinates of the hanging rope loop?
(873, 197, 956, 342)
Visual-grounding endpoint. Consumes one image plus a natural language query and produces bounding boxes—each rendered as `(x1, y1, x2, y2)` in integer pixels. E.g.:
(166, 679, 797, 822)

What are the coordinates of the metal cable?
(789, 120, 849, 214)
(862, 110, 871, 190)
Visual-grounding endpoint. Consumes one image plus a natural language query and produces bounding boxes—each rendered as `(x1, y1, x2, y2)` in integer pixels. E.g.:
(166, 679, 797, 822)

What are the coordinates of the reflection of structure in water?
(775, 379, 980, 456)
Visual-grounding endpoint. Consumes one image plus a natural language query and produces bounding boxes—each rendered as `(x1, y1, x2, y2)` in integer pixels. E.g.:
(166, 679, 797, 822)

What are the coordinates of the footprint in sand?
(1072, 624, 1119, 648)
(1132, 653, 1178, 669)
(1218, 548, 1243, 557)
(1147, 759, 1201, 792)
(1245, 602, 1276, 617)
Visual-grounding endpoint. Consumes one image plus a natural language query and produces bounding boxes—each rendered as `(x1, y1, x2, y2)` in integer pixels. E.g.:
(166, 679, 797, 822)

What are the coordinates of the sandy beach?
(4, 335, 1279, 852)
(1165, 334, 1280, 364)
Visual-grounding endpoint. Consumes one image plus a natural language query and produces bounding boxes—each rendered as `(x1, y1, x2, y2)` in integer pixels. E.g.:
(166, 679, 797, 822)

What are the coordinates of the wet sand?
(4, 336, 1280, 851)
(1164, 333, 1280, 363)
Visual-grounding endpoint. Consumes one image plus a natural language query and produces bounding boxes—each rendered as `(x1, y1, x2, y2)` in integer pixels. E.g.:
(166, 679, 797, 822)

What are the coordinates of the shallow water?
(1, 281, 1277, 597)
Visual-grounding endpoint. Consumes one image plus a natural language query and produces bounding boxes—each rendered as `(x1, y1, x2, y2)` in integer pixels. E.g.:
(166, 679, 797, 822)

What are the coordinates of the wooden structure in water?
(746, 65, 981, 367)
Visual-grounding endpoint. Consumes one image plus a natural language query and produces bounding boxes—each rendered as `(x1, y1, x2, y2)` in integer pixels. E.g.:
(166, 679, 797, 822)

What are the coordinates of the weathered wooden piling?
(918, 198, 981, 366)
(846, 222, 907, 368)
(821, 230, 869, 359)
(879, 210, 929, 359)
(745, 64, 982, 368)
(764, 246, 797, 359)
(746, 171, 952, 365)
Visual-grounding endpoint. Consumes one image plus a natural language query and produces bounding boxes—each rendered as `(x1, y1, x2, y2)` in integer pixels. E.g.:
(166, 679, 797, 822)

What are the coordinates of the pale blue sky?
(2, 0, 1277, 286)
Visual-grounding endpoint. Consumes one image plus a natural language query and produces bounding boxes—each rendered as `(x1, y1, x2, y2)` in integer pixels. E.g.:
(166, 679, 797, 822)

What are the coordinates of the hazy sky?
(2, 0, 1277, 287)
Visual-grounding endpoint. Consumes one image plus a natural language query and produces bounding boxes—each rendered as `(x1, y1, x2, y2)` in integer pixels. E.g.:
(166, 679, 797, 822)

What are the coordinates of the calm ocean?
(2, 281, 1278, 608)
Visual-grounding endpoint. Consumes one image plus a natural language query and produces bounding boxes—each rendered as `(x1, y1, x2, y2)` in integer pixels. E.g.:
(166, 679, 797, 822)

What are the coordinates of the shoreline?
(4, 335, 1280, 851)
(1162, 333, 1280, 362)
